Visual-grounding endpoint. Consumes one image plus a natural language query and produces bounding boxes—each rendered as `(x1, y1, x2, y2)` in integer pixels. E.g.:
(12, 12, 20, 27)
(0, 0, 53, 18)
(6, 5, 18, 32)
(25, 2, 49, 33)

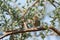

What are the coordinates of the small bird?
(33, 15, 40, 27)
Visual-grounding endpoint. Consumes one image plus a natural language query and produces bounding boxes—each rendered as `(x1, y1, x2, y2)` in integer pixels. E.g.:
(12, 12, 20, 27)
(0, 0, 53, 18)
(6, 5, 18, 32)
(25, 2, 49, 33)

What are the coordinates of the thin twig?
(22, 0, 39, 16)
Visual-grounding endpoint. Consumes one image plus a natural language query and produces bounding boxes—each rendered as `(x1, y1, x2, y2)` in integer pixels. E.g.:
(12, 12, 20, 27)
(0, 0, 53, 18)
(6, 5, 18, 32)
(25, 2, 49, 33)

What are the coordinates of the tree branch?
(49, 27, 60, 35)
(0, 26, 60, 39)
(0, 27, 46, 39)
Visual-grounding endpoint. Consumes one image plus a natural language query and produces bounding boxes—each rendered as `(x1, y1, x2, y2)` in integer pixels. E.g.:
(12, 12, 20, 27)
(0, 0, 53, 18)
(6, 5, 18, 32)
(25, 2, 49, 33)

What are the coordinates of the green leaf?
(0, 1, 3, 6)
(40, 32, 45, 40)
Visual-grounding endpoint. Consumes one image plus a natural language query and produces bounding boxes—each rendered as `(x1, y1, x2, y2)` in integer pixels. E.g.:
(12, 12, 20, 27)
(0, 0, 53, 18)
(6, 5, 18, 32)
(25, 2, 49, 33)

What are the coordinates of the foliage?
(0, 0, 60, 40)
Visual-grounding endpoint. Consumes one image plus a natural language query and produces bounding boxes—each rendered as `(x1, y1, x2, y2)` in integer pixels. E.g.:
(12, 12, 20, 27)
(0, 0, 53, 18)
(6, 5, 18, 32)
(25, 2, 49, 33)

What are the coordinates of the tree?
(0, 0, 60, 40)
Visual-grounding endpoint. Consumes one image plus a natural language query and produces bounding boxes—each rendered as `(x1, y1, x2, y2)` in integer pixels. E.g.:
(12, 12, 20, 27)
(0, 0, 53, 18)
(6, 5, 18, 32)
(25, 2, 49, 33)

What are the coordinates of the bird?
(33, 15, 40, 27)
